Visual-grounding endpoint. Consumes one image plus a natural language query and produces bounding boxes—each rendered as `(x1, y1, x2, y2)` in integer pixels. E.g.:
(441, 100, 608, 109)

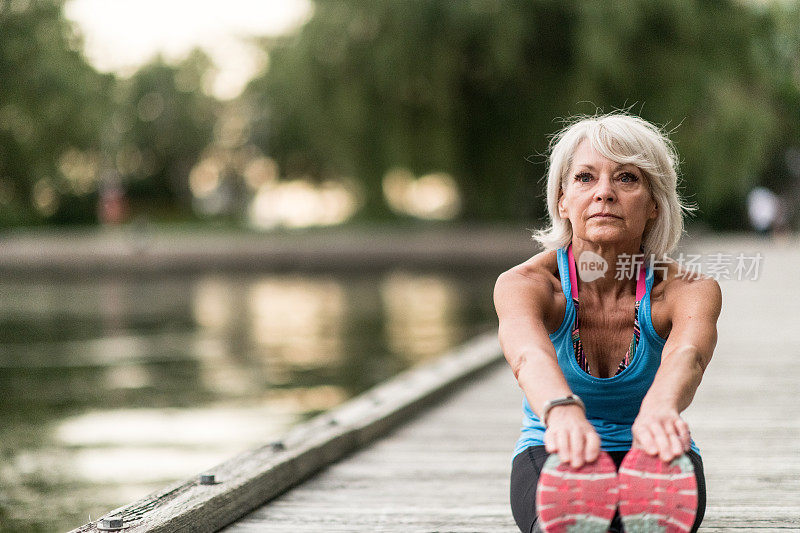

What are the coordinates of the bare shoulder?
(494, 249, 565, 332)
(650, 258, 723, 335)
(495, 248, 560, 296)
(656, 259, 721, 301)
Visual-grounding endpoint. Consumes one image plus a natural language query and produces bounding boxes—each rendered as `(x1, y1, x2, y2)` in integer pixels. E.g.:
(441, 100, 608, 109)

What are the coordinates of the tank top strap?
(555, 247, 572, 300)
(567, 244, 579, 300)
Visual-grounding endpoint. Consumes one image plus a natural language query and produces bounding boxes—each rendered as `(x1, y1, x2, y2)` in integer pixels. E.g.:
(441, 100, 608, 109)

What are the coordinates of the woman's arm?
(633, 275, 723, 461)
(494, 265, 601, 468)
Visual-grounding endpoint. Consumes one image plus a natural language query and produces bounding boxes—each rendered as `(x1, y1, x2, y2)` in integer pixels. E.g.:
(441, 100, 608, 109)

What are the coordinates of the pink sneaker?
(618, 448, 698, 532)
(535, 451, 619, 533)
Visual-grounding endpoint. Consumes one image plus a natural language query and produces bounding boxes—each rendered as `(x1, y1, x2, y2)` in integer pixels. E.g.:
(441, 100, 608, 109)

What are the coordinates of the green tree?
(247, 0, 795, 228)
(111, 50, 219, 218)
(757, 0, 800, 222)
(0, 0, 113, 226)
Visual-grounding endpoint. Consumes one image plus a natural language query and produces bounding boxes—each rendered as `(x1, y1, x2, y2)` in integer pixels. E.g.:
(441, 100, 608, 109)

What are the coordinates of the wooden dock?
(226, 237, 800, 532)
(223, 359, 520, 532)
(73, 235, 800, 532)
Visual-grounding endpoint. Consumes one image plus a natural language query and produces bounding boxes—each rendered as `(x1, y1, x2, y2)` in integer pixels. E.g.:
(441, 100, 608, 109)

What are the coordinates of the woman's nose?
(594, 176, 616, 201)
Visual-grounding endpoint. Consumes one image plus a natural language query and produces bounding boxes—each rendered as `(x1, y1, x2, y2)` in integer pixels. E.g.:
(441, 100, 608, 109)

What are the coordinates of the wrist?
(541, 394, 585, 427)
(640, 394, 679, 414)
(545, 403, 586, 426)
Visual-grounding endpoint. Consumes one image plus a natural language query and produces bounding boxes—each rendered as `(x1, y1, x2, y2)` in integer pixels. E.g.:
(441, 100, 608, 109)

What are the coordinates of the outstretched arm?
(633, 275, 722, 461)
(494, 266, 601, 468)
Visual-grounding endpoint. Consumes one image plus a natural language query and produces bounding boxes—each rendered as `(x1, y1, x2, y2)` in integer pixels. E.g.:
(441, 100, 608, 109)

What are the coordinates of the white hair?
(531, 113, 697, 260)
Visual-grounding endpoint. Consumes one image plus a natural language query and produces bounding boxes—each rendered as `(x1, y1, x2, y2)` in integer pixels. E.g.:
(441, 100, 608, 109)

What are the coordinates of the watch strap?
(542, 394, 585, 427)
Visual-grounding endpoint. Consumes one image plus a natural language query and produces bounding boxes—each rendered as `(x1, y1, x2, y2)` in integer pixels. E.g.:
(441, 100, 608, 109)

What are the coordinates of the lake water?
(0, 269, 498, 532)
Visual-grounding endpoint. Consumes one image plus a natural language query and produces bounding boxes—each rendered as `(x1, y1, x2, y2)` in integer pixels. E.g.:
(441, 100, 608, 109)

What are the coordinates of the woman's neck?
(570, 237, 644, 302)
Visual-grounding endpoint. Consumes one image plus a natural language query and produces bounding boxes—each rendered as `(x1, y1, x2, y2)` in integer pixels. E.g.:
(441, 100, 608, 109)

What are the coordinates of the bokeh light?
(248, 179, 359, 229)
(383, 168, 461, 220)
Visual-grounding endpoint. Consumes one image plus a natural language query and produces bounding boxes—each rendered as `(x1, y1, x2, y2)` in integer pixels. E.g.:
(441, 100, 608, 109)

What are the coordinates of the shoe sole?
(535, 451, 618, 533)
(618, 448, 698, 533)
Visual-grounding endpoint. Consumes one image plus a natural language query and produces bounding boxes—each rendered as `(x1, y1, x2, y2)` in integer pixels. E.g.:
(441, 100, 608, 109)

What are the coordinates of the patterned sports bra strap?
(567, 244, 646, 302)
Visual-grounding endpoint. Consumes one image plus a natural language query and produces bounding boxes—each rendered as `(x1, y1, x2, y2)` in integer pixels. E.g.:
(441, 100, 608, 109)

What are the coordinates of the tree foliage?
(0, 0, 798, 228)
(111, 51, 219, 216)
(0, 0, 112, 225)
(248, 0, 799, 228)
(0, 1, 218, 226)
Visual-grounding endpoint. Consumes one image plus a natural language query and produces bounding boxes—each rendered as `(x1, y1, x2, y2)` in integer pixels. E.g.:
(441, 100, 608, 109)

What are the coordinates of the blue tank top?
(512, 246, 700, 458)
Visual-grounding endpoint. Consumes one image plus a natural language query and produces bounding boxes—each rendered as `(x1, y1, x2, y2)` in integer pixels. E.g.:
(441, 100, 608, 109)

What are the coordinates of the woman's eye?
(575, 173, 593, 182)
(619, 172, 639, 183)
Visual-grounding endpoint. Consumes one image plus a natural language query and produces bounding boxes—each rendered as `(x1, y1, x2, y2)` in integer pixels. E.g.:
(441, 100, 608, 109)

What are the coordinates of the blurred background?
(0, 0, 798, 530)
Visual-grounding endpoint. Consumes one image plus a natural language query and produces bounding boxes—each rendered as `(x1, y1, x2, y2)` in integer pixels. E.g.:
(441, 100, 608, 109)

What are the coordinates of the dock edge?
(69, 331, 504, 533)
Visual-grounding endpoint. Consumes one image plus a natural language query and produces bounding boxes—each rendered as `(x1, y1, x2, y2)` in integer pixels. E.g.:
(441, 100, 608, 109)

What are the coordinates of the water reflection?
(381, 271, 460, 361)
(0, 269, 496, 531)
(192, 277, 260, 396)
(248, 277, 346, 366)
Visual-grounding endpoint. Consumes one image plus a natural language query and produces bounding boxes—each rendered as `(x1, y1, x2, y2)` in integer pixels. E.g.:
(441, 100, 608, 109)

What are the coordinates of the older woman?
(494, 114, 722, 533)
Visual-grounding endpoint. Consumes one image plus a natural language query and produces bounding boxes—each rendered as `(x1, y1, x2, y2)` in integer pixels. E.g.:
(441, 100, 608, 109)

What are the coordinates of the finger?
(584, 431, 601, 464)
(674, 418, 691, 451)
(668, 431, 684, 459)
(635, 426, 658, 456)
(661, 419, 684, 458)
(649, 423, 673, 462)
(557, 430, 570, 464)
(544, 430, 556, 454)
(569, 429, 585, 468)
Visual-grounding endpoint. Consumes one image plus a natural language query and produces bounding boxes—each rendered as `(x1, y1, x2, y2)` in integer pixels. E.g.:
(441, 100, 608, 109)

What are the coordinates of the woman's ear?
(557, 189, 568, 218)
(648, 199, 658, 220)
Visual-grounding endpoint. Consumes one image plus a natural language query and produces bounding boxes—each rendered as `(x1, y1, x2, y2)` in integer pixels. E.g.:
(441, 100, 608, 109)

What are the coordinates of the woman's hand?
(543, 404, 601, 468)
(631, 404, 691, 462)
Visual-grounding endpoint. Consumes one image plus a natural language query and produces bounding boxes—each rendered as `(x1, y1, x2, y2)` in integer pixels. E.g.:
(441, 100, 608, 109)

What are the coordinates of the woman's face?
(557, 138, 657, 246)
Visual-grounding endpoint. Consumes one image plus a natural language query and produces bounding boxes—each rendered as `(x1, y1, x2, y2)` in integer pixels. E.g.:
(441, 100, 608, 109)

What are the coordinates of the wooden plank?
(223, 363, 521, 532)
(68, 332, 505, 533)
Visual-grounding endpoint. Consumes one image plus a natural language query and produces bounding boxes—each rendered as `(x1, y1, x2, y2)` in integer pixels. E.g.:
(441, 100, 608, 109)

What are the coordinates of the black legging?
(510, 446, 706, 533)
